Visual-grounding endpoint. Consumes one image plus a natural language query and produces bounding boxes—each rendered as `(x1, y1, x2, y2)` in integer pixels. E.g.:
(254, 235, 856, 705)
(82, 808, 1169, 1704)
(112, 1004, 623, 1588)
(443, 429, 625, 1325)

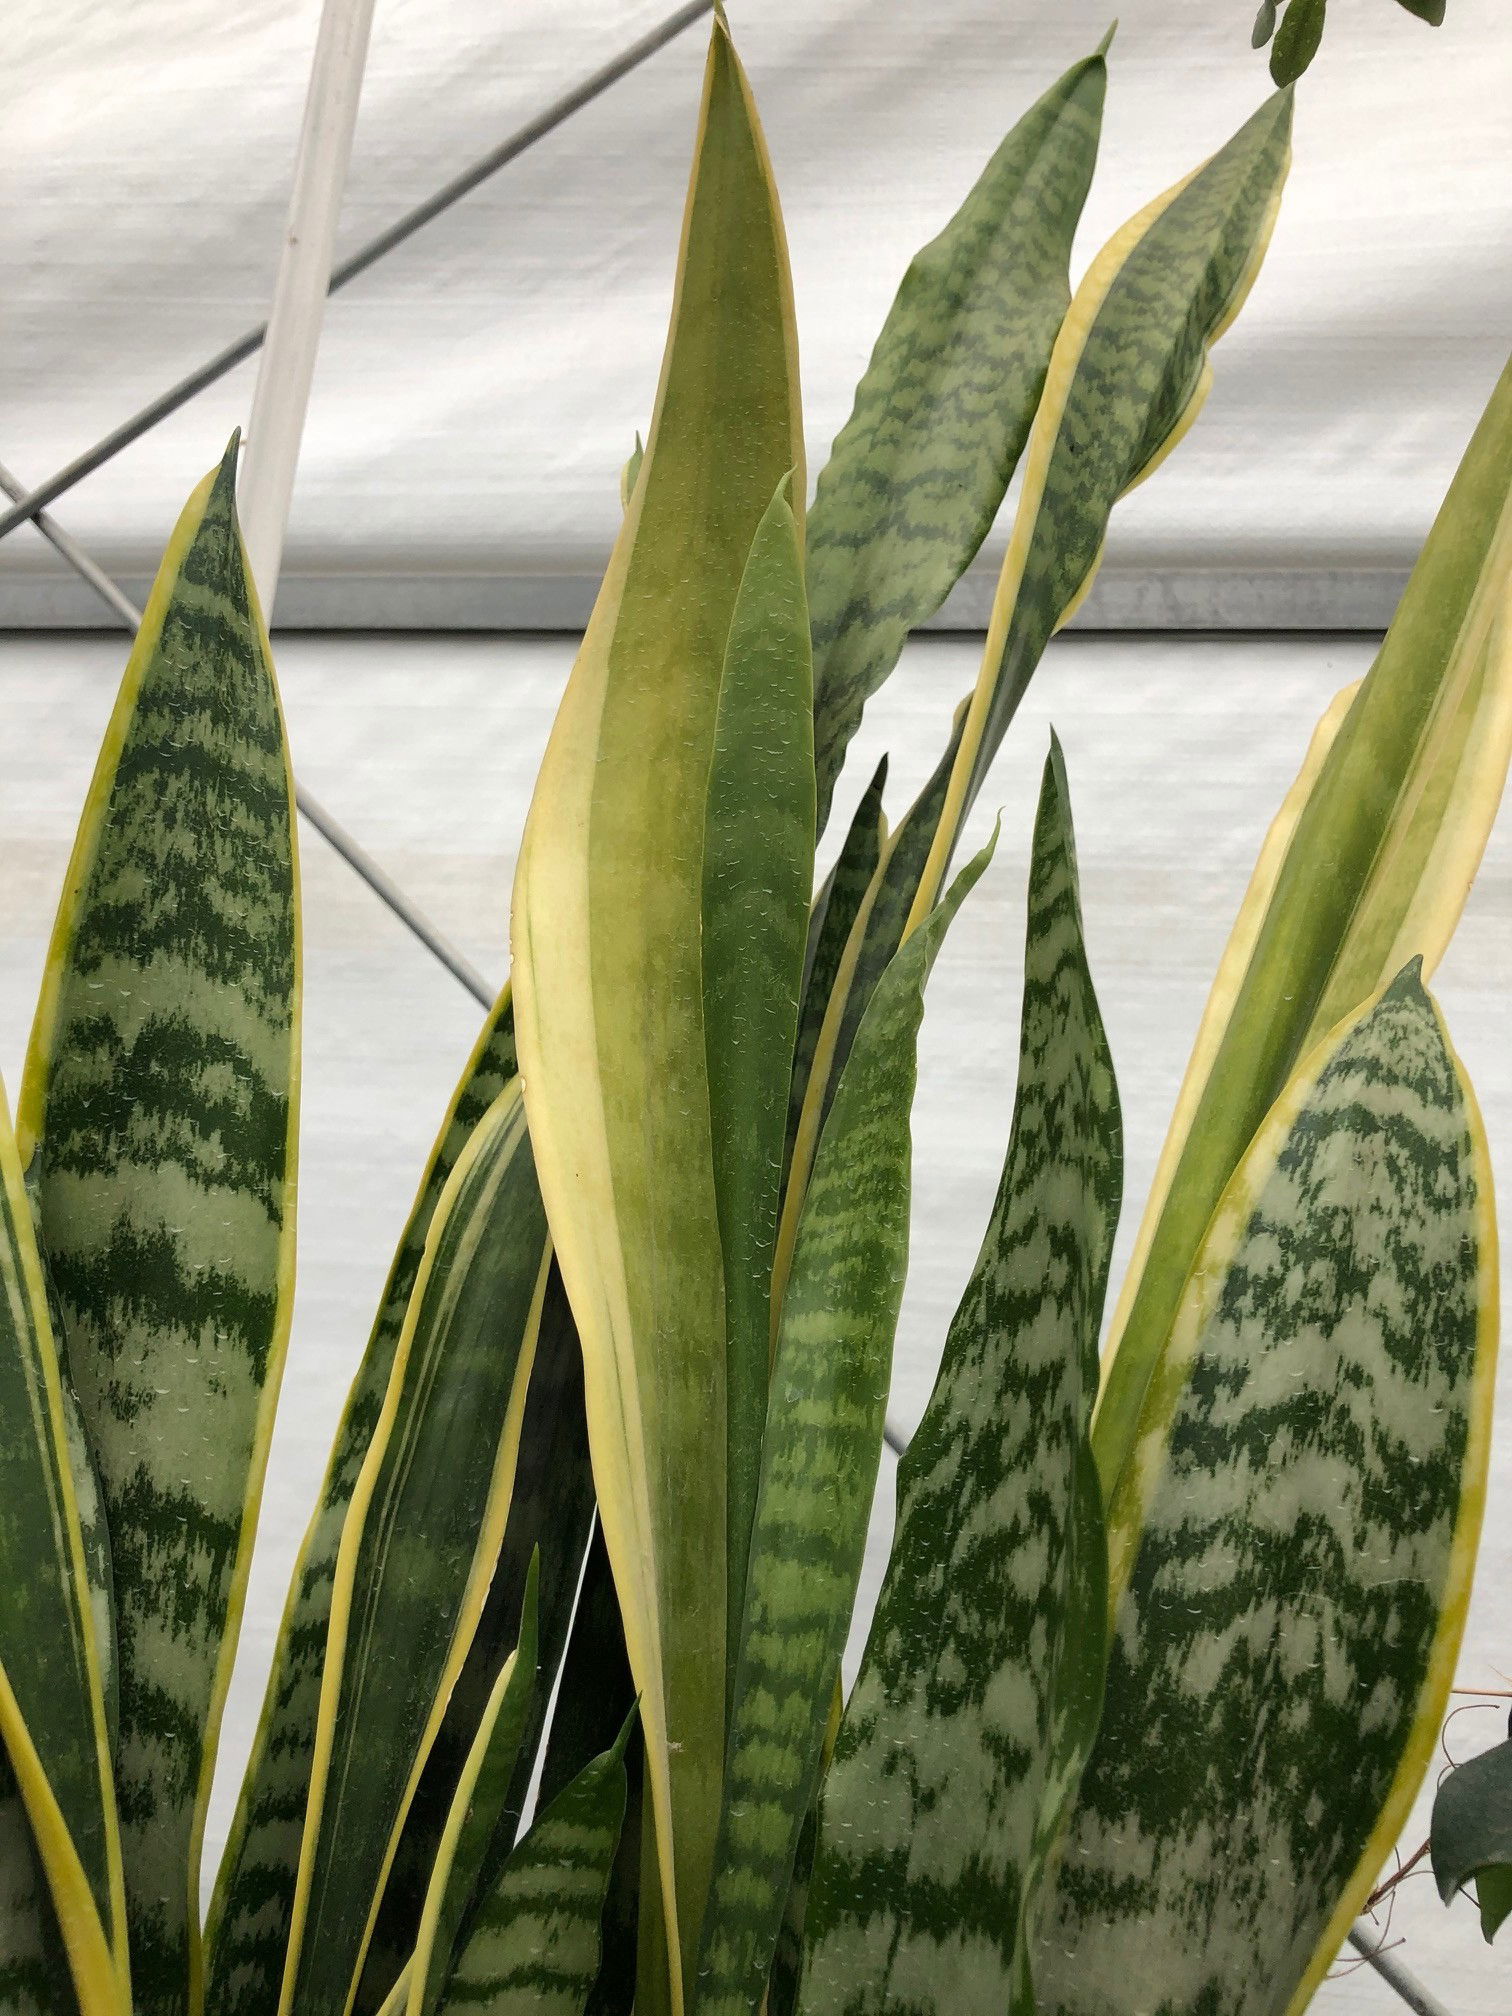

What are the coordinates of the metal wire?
(1346, 1923, 1457, 2016)
(0, 0, 712, 547)
(0, 458, 497, 1009)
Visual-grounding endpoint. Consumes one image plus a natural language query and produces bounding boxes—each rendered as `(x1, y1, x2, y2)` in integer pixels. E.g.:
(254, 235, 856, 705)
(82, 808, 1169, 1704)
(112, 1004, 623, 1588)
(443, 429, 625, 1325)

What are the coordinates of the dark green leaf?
(1433, 1736, 1512, 1941)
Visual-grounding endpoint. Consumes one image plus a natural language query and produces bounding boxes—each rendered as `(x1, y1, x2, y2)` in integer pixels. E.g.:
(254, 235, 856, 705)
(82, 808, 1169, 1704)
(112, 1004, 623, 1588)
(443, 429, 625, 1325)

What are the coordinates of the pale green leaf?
(1039, 966, 1497, 2016)
(509, 21, 803, 2010)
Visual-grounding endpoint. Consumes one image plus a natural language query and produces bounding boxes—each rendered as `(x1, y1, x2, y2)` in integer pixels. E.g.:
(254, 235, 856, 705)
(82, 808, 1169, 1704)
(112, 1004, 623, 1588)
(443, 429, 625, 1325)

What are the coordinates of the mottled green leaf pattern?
(1038, 966, 1495, 2016)
(800, 741, 1120, 2016)
(807, 47, 1106, 826)
(443, 1731, 633, 2016)
(703, 476, 816, 1666)
(694, 839, 995, 2016)
(208, 990, 518, 2016)
(903, 92, 1292, 952)
(279, 1085, 548, 2016)
(0, 1779, 75, 2016)
(21, 440, 297, 2016)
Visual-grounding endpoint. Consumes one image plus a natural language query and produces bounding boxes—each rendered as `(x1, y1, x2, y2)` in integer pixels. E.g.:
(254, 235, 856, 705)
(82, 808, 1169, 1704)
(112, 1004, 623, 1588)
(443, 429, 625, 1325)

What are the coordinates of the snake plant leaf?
(407, 1570, 540, 2016)
(1432, 1735, 1512, 1940)
(0, 1085, 124, 2016)
(1269, 0, 1327, 82)
(276, 1084, 549, 2016)
(905, 90, 1292, 939)
(510, 21, 802, 2010)
(539, 1526, 637, 1818)
(207, 989, 519, 2016)
(443, 1721, 635, 2016)
(787, 760, 887, 1171)
(807, 43, 1107, 828)
(694, 836, 995, 2016)
(1096, 351, 1512, 1507)
(703, 475, 816, 1662)
(799, 740, 1120, 2016)
(1038, 964, 1497, 2016)
(357, 1264, 595, 2016)
(620, 436, 645, 512)
(18, 439, 297, 2016)
(0, 1783, 79, 2016)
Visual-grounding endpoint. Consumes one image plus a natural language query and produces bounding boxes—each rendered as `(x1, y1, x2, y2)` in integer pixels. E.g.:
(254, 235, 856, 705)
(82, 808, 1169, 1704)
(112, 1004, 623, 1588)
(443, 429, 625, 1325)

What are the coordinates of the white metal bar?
(241, 0, 378, 611)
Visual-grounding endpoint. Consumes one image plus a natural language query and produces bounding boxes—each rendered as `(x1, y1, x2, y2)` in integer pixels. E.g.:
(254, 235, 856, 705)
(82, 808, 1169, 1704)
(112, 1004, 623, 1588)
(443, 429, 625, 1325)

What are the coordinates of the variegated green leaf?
(356, 1263, 594, 2016)
(408, 1570, 541, 2016)
(0, 1084, 124, 2016)
(694, 837, 995, 2016)
(786, 760, 887, 1173)
(1038, 964, 1497, 2016)
(510, 21, 803, 2010)
(0, 1777, 78, 2016)
(538, 1526, 636, 1821)
(1096, 351, 1512, 1507)
(277, 1084, 549, 2016)
(442, 1725, 633, 2016)
(799, 740, 1120, 2016)
(703, 475, 816, 1662)
(207, 989, 519, 2016)
(905, 90, 1292, 938)
(807, 43, 1106, 827)
(19, 439, 297, 2016)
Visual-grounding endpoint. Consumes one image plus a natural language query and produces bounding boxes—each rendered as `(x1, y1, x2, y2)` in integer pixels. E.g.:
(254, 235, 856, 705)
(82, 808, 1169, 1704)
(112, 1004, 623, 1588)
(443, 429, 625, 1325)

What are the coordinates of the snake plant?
(3, 18, 1506, 2016)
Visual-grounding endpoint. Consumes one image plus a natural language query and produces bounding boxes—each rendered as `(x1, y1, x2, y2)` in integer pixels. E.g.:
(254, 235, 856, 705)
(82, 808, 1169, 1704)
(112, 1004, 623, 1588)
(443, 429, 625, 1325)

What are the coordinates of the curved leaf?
(442, 1727, 634, 2016)
(904, 88, 1293, 938)
(798, 741, 1120, 2016)
(694, 837, 995, 2016)
(1039, 966, 1497, 2016)
(1097, 352, 1512, 1506)
(807, 42, 1107, 824)
(207, 989, 519, 2016)
(510, 21, 802, 2010)
(20, 439, 298, 2016)
(276, 1085, 549, 2016)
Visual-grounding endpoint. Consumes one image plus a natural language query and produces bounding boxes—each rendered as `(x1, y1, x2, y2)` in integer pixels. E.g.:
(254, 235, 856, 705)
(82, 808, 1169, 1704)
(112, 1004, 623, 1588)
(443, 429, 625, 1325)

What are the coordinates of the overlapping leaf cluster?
(0, 17, 1506, 2016)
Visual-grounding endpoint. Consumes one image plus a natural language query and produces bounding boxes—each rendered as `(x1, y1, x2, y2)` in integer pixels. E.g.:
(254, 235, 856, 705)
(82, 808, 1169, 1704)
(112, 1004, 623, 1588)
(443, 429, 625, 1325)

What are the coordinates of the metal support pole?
(0, 0, 713, 545)
(1346, 1923, 1457, 2016)
(0, 459, 497, 1010)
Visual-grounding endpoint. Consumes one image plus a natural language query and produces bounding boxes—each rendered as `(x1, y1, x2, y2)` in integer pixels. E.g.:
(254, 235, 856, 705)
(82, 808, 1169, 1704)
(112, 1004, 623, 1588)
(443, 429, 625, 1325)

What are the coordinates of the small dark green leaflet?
(786, 760, 887, 1177)
(1432, 1734, 1512, 1941)
(807, 43, 1107, 829)
(1269, 0, 1327, 82)
(798, 740, 1121, 2016)
(277, 1084, 549, 2016)
(207, 989, 518, 2016)
(356, 1265, 595, 2016)
(21, 439, 297, 2016)
(702, 475, 816, 1680)
(693, 835, 996, 2016)
(1038, 966, 1493, 2016)
(441, 1724, 634, 2016)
